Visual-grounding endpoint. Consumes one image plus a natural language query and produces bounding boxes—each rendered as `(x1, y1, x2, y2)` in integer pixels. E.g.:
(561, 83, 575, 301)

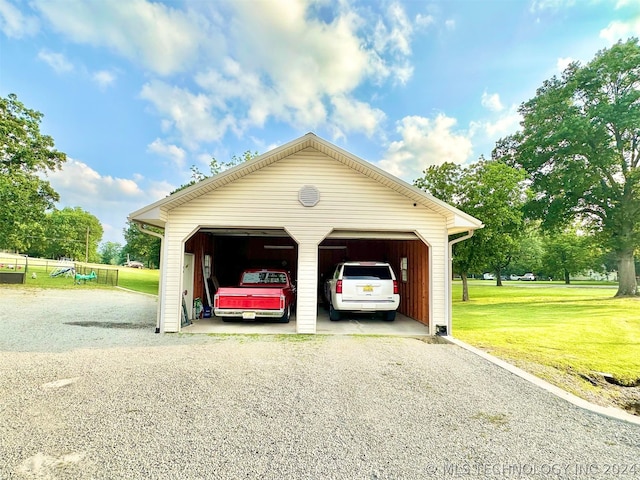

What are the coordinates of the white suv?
(324, 261, 400, 321)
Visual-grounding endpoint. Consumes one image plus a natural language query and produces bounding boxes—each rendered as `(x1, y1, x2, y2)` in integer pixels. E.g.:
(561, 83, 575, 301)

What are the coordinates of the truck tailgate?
(215, 288, 284, 310)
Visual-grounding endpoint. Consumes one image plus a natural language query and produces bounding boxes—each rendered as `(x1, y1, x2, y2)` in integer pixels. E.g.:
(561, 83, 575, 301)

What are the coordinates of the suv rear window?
(342, 265, 392, 280)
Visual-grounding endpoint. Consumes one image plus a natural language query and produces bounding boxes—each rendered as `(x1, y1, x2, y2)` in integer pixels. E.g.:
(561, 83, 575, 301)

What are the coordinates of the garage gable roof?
(129, 132, 483, 234)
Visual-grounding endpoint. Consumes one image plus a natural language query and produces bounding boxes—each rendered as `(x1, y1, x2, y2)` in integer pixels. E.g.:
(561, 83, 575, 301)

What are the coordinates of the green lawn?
(0, 260, 159, 295)
(453, 281, 640, 385)
(117, 267, 159, 295)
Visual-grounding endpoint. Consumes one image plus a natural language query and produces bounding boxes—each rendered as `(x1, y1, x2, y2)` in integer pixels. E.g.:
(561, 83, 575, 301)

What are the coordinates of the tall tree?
(100, 241, 123, 265)
(121, 220, 161, 268)
(0, 94, 66, 251)
(542, 229, 597, 284)
(40, 207, 103, 262)
(467, 159, 527, 286)
(415, 158, 526, 300)
(496, 38, 640, 296)
(508, 222, 544, 278)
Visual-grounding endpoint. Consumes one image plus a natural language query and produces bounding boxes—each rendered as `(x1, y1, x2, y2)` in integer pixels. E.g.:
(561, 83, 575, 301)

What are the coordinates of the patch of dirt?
(581, 372, 640, 416)
(417, 336, 450, 344)
(64, 321, 154, 330)
(508, 358, 640, 417)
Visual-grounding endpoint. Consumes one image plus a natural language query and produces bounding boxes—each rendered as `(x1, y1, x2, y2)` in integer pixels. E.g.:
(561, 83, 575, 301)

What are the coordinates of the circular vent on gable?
(298, 185, 320, 207)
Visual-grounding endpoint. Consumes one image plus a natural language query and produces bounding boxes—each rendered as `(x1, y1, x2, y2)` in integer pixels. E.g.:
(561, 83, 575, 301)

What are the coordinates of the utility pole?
(85, 227, 89, 263)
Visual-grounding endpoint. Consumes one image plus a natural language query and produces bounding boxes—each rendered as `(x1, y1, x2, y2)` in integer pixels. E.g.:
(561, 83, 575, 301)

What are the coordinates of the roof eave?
(128, 132, 484, 231)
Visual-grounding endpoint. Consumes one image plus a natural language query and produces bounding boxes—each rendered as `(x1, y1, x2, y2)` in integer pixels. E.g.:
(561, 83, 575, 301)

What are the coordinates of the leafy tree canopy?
(415, 157, 526, 299)
(122, 220, 161, 268)
(99, 241, 123, 265)
(171, 150, 259, 194)
(542, 228, 598, 284)
(28, 207, 104, 262)
(508, 223, 545, 277)
(495, 38, 640, 296)
(0, 93, 66, 251)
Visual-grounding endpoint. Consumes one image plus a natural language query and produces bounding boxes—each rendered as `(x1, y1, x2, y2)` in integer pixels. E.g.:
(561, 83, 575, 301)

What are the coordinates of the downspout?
(444, 230, 474, 337)
(133, 221, 165, 334)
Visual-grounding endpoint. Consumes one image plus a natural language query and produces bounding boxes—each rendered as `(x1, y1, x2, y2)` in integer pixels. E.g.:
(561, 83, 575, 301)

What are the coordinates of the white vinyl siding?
(158, 148, 449, 333)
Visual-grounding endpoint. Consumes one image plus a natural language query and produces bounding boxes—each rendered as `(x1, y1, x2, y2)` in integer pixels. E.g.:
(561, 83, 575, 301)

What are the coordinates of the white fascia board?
(128, 206, 166, 228)
(447, 213, 484, 235)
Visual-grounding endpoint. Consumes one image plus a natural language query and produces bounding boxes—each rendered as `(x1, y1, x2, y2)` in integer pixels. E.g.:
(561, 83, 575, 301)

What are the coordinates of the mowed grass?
(117, 267, 159, 295)
(0, 260, 159, 295)
(453, 281, 640, 385)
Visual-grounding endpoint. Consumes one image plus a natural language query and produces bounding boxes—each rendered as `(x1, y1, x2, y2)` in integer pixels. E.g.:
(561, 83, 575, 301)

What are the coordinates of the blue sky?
(1, 0, 639, 244)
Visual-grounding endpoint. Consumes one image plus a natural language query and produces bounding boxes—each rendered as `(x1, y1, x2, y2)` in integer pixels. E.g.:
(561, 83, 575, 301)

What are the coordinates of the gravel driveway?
(1, 288, 639, 479)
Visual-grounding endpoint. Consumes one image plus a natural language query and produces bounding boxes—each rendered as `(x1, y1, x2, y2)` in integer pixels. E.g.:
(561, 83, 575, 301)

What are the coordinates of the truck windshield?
(342, 266, 392, 280)
(241, 271, 287, 284)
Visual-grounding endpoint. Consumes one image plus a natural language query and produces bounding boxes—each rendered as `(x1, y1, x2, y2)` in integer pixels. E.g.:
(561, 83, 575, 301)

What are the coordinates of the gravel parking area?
(1, 288, 639, 479)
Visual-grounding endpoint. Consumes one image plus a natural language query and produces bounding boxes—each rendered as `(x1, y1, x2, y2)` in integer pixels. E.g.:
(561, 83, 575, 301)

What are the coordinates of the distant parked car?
(519, 273, 536, 281)
(125, 261, 144, 268)
(509, 274, 521, 281)
(482, 273, 495, 280)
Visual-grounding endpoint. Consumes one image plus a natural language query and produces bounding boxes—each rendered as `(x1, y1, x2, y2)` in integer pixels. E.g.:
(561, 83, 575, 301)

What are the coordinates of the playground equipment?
(50, 260, 75, 278)
(75, 271, 97, 284)
(50, 267, 74, 277)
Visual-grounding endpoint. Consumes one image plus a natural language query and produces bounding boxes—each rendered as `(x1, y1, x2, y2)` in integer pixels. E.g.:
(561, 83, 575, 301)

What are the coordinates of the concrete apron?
(182, 308, 431, 335)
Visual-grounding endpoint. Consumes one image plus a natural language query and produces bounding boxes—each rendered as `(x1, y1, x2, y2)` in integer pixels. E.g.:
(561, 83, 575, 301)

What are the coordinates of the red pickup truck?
(213, 269, 296, 323)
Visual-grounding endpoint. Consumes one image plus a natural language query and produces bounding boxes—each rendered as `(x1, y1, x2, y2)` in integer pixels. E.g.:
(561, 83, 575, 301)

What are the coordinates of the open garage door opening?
(318, 231, 430, 329)
(182, 228, 298, 331)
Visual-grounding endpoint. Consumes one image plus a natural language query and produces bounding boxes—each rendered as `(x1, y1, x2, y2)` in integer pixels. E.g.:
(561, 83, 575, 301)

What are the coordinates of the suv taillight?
(336, 279, 342, 294)
(393, 280, 398, 294)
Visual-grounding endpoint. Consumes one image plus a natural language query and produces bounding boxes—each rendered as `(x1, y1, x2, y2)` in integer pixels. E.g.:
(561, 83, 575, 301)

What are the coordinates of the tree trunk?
(564, 268, 570, 284)
(461, 273, 469, 302)
(495, 270, 503, 286)
(616, 249, 638, 297)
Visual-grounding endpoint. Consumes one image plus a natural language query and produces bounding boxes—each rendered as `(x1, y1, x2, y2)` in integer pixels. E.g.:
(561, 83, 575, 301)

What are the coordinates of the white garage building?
(129, 133, 482, 335)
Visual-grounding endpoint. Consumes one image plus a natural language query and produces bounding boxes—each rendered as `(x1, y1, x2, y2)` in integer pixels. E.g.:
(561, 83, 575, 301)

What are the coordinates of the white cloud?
(378, 114, 473, 181)
(32, 0, 216, 75)
(142, 0, 413, 145)
(370, 1, 426, 85)
(600, 17, 640, 44)
(374, 2, 413, 56)
(470, 107, 522, 140)
(29, 0, 423, 152)
(229, 1, 370, 97)
(556, 56, 574, 72)
(530, 0, 576, 13)
(140, 80, 234, 148)
(92, 70, 116, 90)
(46, 159, 172, 243)
(0, 0, 38, 38)
(416, 14, 434, 28)
(147, 138, 187, 169)
(330, 96, 386, 140)
(37, 49, 73, 73)
(481, 91, 504, 112)
(444, 19, 455, 30)
(48, 159, 143, 201)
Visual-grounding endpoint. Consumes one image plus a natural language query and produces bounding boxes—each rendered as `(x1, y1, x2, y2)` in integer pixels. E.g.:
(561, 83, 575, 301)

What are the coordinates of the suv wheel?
(384, 310, 396, 321)
(329, 304, 341, 321)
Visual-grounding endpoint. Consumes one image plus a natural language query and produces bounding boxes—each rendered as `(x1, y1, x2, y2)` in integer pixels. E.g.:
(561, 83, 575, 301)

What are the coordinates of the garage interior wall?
(319, 238, 429, 326)
(186, 232, 429, 327)
(184, 233, 298, 310)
